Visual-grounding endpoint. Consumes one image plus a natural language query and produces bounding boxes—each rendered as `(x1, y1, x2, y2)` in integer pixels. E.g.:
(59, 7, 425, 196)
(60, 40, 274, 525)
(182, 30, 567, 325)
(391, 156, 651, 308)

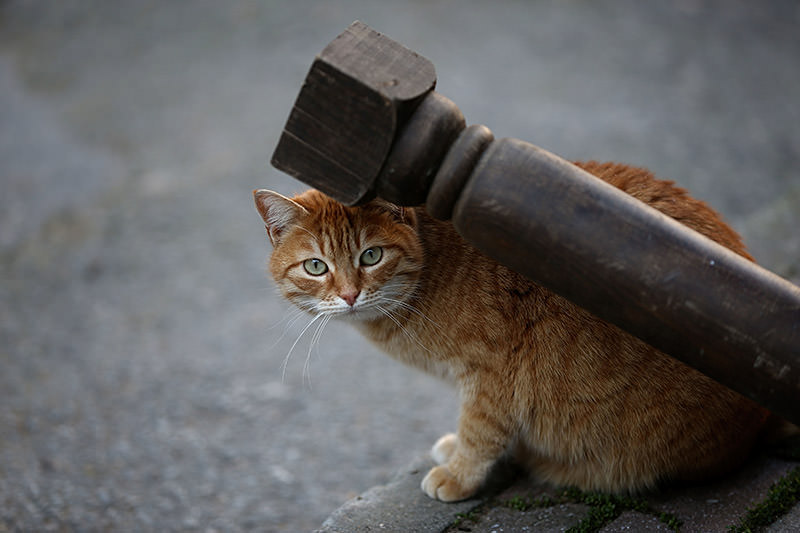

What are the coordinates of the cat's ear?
(372, 199, 417, 228)
(253, 189, 309, 245)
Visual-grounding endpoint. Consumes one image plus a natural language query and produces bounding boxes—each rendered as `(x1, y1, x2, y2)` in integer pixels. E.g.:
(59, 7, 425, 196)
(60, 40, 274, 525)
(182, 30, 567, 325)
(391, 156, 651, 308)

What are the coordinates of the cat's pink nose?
(341, 291, 360, 307)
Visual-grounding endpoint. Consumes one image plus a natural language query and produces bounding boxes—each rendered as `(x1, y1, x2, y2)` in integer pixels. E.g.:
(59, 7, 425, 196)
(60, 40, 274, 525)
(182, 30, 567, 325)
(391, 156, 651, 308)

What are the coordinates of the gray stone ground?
(317, 452, 800, 532)
(0, 1, 798, 532)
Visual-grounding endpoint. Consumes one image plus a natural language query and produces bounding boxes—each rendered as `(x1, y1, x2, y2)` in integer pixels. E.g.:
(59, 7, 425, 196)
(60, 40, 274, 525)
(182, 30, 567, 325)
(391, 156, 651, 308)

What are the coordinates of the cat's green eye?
(360, 247, 383, 266)
(303, 258, 328, 276)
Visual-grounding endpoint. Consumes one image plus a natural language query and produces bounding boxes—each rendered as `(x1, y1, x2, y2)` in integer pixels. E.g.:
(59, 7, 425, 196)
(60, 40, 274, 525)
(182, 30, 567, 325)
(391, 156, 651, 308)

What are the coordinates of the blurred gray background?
(1, 1, 798, 531)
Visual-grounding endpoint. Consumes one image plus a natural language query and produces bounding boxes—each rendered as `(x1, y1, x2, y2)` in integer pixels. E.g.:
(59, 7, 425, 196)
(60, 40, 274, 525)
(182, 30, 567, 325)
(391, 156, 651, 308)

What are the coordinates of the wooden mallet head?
(271, 21, 468, 207)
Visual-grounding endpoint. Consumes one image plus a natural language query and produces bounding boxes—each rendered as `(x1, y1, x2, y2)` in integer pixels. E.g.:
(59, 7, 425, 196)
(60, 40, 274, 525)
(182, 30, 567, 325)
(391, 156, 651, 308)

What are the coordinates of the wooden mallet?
(271, 21, 800, 424)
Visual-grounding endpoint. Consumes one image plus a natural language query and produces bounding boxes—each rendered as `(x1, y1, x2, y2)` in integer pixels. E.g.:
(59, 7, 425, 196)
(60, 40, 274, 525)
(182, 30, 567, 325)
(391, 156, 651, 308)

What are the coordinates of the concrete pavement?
(1, 1, 798, 531)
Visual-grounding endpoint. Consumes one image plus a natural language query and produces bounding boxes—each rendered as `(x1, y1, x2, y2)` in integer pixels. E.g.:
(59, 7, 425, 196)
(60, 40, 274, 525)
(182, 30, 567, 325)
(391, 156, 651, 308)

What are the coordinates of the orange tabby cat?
(254, 161, 772, 502)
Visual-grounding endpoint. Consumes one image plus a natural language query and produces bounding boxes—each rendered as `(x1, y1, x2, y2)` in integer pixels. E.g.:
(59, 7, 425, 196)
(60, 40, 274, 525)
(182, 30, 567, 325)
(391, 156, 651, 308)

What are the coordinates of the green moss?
(449, 506, 485, 529)
(503, 495, 530, 511)
(502, 493, 555, 511)
(499, 488, 682, 532)
(728, 465, 800, 533)
(659, 511, 683, 531)
(562, 490, 655, 533)
(567, 501, 618, 533)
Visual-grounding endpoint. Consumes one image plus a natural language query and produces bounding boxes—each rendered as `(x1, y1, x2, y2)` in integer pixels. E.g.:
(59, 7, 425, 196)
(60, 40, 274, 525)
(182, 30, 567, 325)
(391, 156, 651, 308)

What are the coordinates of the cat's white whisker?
(375, 305, 434, 355)
(266, 306, 304, 334)
(265, 307, 307, 356)
(303, 313, 333, 388)
(379, 297, 443, 331)
(292, 224, 321, 243)
(282, 312, 325, 383)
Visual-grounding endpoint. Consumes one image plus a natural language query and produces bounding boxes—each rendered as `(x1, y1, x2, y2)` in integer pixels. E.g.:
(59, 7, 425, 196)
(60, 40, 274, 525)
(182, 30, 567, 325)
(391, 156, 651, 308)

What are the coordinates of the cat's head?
(254, 189, 424, 321)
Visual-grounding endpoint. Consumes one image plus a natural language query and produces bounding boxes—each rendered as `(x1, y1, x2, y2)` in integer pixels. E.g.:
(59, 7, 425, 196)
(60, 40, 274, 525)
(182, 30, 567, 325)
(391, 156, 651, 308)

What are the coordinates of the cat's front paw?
(431, 433, 458, 465)
(421, 465, 477, 502)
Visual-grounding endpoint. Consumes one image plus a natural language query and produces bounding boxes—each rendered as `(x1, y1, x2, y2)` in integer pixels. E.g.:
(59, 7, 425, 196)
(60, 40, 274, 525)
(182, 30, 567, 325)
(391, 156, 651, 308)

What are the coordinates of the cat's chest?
(355, 320, 455, 382)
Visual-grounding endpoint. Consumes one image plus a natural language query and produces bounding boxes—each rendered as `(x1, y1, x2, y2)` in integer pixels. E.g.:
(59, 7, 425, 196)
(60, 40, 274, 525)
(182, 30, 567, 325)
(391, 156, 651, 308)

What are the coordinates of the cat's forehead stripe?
(310, 209, 362, 257)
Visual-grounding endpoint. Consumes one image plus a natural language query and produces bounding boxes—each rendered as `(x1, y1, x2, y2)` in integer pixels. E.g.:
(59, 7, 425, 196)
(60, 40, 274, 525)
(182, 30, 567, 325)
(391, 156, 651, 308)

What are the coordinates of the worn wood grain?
(375, 92, 465, 205)
(271, 21, 436, 205)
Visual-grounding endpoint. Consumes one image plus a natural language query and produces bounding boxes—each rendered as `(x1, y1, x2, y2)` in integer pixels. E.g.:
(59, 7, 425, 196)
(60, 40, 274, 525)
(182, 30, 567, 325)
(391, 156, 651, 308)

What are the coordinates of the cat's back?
(575, 161, 753, 260)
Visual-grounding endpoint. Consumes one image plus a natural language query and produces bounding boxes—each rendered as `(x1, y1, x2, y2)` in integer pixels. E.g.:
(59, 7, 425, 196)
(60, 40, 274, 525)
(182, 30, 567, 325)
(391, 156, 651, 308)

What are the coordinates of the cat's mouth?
(314, 294, 407, 322)
(334, 305, 373, 320)
(324, 302, 384, 322)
